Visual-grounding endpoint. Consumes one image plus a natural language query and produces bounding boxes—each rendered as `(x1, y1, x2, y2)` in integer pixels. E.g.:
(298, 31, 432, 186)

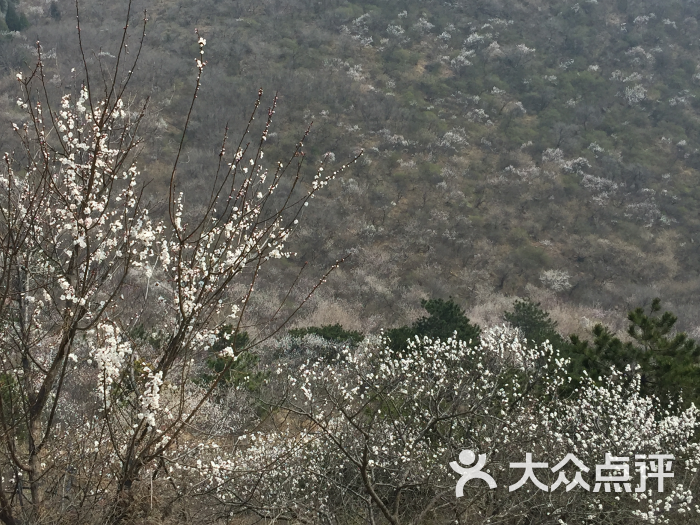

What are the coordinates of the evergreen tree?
(387, 297, 480, 352)
(504, 299, 566, 348)
(49, 1, 61, 21)
(627, 299, 700, 406)
(566, 325, 635, 387)
(5, 2, 28, 32)
(567, 299, 700, 407)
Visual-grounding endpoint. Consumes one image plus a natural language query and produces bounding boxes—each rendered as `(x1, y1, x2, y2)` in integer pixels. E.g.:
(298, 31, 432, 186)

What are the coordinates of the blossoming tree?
(0, 3, 353, 523)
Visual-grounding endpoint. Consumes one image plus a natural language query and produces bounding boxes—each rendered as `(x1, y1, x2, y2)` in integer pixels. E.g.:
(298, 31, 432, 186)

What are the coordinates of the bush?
(288, 323, 364, 345)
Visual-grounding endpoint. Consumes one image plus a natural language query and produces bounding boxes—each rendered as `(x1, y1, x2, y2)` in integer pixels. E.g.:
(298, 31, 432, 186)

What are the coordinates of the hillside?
(3, 0, 700, 334)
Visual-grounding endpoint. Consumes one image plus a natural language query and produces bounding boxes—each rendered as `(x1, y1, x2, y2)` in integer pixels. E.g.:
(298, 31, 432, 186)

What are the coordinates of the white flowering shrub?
(193, 327, 700, 524)
(450, 49, 476, 70)
(540, 269, 573, 292)
(624, 84, 648, 105)
(437, 128, 469, 149)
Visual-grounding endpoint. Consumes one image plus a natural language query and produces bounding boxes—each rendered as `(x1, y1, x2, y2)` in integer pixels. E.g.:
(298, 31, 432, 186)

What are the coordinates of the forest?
(0, 0, 700, 523)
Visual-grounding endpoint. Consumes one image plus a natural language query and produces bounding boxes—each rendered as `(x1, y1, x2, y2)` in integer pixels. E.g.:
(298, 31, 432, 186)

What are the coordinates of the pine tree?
(387, 297, 480, 352)
(567, 299, 700, 407)
(627, 298, 700, 406)
(504, 299, 565, 348)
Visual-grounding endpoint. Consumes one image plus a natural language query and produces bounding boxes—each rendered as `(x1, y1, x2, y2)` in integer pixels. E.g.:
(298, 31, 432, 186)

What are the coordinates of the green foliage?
(49, 1, 60, 22)
(565, 326, 635, 392)
(288, 323, 364, 345)
(5, 2, 27, 31)
(130, 324, 167, 351)
(567, 299, 700, 407)
(627, 299, 700, 406)
(501, 300, 577, 400)
(201, 326, 266, 392)
(278, 324, 364, 363)
(387, 297, 480, 352)
(204, 351, 263, 392)
(504, 299, 566, 349)
(502, 299, 700, 409)
(511, 245, 550, 274)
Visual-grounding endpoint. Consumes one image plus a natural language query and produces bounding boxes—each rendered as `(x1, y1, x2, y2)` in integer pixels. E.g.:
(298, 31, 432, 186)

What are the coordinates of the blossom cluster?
(184, 326, 700, 524)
